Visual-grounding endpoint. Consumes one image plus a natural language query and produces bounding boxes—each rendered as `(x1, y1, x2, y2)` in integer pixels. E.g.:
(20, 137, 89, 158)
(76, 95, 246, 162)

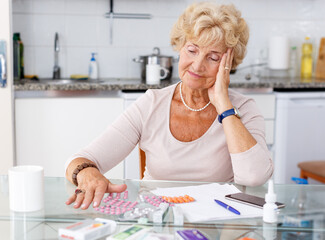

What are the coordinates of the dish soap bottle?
(88, 52, 98, 80)
(263, 179, 278, 223)
(301, 37, 313, 79)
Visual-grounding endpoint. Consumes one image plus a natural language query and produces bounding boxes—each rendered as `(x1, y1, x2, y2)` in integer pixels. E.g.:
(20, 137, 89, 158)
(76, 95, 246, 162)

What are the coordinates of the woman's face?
(178, 40, 227, 90)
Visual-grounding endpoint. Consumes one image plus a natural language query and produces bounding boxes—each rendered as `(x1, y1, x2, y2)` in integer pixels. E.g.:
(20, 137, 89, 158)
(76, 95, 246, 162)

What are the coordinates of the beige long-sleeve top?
(66, 83, 273, 186)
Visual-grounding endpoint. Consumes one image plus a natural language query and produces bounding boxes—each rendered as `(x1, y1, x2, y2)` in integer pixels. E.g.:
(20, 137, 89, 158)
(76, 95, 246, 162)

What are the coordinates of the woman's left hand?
(208, 48, 234, 113)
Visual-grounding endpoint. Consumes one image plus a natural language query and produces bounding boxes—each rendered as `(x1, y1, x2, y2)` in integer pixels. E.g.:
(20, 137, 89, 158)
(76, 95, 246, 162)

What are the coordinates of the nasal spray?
(263, 179, 278, 223)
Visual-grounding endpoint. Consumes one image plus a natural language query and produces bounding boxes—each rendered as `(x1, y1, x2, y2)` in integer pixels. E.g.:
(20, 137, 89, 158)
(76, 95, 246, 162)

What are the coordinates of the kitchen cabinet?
(15, 92, 124, 178)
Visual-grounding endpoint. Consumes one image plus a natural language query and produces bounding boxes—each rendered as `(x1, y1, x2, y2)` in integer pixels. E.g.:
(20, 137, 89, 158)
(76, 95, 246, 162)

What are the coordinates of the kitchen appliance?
(274, 91, 325, 184)
(133, 47, 177, 82)
(316, 38, 325, 79)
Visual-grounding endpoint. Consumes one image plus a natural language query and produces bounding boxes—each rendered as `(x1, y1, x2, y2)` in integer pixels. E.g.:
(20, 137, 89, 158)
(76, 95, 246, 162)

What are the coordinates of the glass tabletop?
(1, 176, 325, 239)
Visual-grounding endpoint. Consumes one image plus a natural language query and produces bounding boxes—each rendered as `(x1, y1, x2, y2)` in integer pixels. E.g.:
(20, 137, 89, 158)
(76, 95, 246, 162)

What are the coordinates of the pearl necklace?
(179, 82, 211, 112)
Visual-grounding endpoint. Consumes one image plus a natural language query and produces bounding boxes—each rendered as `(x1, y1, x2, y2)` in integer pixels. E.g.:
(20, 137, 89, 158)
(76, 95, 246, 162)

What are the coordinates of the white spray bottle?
(263, 179, 278, 223)
(88, 52, 98, 80)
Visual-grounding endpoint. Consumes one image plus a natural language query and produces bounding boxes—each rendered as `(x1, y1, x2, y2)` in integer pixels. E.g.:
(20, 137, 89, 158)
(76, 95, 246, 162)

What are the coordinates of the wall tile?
(96, 18, 131, 47)
(12, 0, 34, 14)
(23, 46, 35, 76)
(65, 15, 98, 46)
(97, 47, 128, 78)
(313, 0, 325, 20)
(66, 47, 92, 77)
(32, 0, 65, 14)
(34, 47, 55, 78)
(32, 15, 66, 46)
(65, 0, 98, 15)
(12, 14, 34, 46)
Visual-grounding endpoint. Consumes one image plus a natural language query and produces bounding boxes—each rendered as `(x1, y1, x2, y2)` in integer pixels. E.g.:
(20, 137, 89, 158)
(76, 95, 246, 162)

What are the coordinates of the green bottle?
(19, 34, 24, 79)
(13, 33, 20, 83)
(13, 33, 24, 83)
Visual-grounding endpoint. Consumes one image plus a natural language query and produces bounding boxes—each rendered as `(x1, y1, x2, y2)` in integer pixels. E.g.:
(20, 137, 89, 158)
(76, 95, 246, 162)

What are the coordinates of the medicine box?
(59, 218, 116, 240)
(175, 229, 209, 240)
(106, 225, 151, 240)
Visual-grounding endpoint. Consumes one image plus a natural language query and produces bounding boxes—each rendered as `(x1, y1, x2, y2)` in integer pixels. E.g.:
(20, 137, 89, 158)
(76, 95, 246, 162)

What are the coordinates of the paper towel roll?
(268, 36, 290, 70)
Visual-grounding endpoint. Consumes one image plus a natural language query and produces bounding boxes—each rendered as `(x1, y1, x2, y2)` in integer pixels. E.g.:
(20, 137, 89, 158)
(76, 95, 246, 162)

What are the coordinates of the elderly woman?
(65, 2, 273, 210)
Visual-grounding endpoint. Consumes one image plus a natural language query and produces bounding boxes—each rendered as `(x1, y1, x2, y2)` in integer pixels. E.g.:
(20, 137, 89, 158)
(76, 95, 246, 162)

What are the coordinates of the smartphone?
(225, 193, 285, 209)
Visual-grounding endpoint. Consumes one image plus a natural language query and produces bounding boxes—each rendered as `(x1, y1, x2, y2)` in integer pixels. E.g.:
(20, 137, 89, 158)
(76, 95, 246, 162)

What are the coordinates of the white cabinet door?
(15, 97, 124, 178)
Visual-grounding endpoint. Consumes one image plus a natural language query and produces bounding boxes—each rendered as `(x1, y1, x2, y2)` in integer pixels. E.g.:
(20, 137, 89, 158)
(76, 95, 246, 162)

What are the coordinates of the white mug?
(8, 165, 44, 212)
(146, 64, 169, 85)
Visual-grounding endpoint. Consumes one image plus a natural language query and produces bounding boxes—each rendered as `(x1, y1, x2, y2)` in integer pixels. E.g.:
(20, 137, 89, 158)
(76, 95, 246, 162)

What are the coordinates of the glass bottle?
(290, 46, 298, 79)
(19, 34, 24, 79)
(13, 33, 20, 83)
(301, 37, 313, 79)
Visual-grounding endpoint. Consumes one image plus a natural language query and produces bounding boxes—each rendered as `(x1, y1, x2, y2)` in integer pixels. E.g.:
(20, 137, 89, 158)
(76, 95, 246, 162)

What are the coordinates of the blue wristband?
(218, 107, 240, 123)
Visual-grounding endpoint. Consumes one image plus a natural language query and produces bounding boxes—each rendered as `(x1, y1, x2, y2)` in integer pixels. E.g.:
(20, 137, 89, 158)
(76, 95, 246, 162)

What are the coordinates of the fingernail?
(93, 202, 98, 207)
(73, 203, 77, 207)
(81, 204, 86, 209)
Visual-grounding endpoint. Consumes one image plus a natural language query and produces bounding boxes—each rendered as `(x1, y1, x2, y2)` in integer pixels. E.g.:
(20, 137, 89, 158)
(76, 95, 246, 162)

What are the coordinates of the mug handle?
(160, 67, 169, 79)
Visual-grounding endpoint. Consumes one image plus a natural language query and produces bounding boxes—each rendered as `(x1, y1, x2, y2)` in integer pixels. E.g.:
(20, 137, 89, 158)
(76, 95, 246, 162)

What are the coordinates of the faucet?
(53, 32, 60, 79)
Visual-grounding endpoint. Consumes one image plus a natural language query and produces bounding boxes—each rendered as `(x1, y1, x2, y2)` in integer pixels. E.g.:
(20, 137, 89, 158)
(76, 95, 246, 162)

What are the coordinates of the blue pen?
(214, 199, 240, 215)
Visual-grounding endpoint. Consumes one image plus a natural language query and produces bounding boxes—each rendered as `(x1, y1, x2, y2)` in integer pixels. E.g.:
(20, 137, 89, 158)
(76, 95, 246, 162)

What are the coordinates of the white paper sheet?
(151, 183, 263, 222)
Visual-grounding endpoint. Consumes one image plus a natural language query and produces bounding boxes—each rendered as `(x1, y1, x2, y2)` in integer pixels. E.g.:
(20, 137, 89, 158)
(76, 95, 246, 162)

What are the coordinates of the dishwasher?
(273, 91, 325, 184)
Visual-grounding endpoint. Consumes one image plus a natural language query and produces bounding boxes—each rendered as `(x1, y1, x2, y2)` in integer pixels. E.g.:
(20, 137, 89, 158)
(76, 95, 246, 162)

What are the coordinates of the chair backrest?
(139, 148, 146, 179)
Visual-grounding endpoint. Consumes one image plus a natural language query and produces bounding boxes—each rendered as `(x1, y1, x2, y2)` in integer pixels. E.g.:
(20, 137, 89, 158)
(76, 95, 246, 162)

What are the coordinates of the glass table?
(0, 176, 325, 239)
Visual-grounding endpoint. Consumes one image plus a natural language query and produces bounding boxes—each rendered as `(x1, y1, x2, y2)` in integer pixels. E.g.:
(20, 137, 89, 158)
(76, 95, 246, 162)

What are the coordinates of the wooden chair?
(298, 160, 325, 184)
(139, 148, 146, 179)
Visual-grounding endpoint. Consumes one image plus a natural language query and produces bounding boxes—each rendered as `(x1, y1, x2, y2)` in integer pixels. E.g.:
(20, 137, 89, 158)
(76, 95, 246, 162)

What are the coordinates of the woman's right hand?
(65, 167, 127, 210)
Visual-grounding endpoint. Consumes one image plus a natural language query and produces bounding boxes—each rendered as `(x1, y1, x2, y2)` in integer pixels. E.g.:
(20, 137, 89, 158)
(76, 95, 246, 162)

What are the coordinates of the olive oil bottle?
(301, 37, 313, 79)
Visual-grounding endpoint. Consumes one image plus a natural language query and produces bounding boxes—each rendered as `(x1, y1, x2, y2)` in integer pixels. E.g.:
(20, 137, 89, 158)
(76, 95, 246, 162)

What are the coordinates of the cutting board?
(316, 38, 325, 79)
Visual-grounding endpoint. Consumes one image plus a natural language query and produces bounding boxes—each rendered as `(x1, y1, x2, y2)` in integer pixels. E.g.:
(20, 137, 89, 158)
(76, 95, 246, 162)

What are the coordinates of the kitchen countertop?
(13, 76, 325, 91)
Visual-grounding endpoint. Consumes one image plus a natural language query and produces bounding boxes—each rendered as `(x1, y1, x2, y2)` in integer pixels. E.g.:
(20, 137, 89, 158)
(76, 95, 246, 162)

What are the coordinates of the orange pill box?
(161, 195, 195, 204)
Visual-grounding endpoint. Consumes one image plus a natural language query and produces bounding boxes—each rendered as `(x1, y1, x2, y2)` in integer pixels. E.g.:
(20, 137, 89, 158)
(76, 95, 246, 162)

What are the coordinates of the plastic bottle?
(289, 46, 298, 79)
(263, 179, 278, 223)
(301, 37, 313, 79)
(88, 52, 98, 80)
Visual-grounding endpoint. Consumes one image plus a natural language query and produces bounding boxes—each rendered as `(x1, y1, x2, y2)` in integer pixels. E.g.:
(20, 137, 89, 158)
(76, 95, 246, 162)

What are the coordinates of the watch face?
(234, 107, 241, 118)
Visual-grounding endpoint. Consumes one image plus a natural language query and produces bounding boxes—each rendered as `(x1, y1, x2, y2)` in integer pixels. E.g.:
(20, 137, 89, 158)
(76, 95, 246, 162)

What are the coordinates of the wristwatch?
(218, 107, 241, 123)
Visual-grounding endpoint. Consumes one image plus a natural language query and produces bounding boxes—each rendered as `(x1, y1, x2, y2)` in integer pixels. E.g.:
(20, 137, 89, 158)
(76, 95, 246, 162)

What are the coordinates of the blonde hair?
(170, 1, 249, 69)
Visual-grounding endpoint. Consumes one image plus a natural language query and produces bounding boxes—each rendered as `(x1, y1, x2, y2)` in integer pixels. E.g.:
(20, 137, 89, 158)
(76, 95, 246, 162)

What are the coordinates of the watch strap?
(218, 107, 239, 123)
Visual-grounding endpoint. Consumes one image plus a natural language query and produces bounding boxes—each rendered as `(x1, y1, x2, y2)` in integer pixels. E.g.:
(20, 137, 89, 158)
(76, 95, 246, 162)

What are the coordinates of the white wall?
(12, 0, 325, 79)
